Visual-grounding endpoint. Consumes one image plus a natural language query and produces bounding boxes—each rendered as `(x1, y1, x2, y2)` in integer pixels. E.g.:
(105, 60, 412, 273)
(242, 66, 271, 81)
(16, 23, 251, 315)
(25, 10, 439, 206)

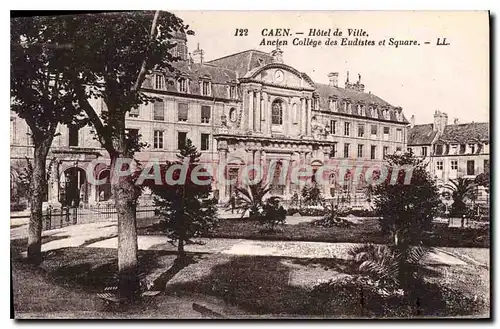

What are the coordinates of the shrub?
(311, 204, 352, 228)
(258, 197, 286, 232)
(301, 183, 323, 206)
(299, 207, 327, 217)
(286, 207, 300, 216)
(309, 275, 486, 317)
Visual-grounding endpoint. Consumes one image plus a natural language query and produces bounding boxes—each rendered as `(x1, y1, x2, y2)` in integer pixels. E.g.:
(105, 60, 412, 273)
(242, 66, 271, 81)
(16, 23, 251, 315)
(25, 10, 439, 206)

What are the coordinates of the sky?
(173, 11, 489, 125)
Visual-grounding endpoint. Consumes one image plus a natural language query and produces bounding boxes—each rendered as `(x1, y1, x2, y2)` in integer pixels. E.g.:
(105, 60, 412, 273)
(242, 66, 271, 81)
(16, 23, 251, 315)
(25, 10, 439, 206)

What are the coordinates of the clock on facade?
(274, 70, 284, 83)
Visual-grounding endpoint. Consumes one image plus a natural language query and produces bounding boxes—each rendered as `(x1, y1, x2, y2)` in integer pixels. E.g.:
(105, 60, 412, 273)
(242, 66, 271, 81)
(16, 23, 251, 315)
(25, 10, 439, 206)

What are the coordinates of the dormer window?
(371, 107, 377, 118)
(360, 105, 365, 116)
(329, 99, 337, 112)
(201, 80, 211, 96)
(178, 78, 188, 93)
(228, 85, 237, 99)
(154, 74, 164, 90)
(384, 109, 390, 120)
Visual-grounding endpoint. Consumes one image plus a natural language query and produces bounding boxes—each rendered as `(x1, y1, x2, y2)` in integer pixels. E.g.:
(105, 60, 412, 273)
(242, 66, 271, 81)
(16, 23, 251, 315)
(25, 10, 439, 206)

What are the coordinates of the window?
(344, 122, 350, 136)
(330, 120, 336, 134)
(344, 143, 350, 158)
(330, 144, 337, 158)
(357, 144, 364, 158)
(179, 78, 188, 93)
(271, 100, 283, 125)
(460, 144, 466, 154)
(229, 85, 237, 99)
(229, 108, 237, 122)
(407, 148, 413, 155)
(383, 127, 390, 140)
(358, 124, 364, 138)
(155, 74, 164, 90)
(201, 106, 211, 123)
(346, 103, 352, 114)
(435, 144, 443, 155)
(451, 160, 458, 170)
(437, 161, 443, 170)
(201, 81, 211, 96)
(178, 132, 187, 150)
(484, 159, 490, 173)
(371, 125, 377, 137)
(201, 133, 210, 151)
(330, 99, 337, 112)
(68, 125, 79, 147)
(178, 103, 188, 122)
(396, 129, 402, 142)
(383, 146, 389, 158)
(469, 144, 476, 154)
(153, 101, 165, 121)
(370, 145, 376, 160)
(450, 145, 458, 155)
(467, 160, 475, 175)
(421, 146, 428, 157)
(153, 130, 164, 149)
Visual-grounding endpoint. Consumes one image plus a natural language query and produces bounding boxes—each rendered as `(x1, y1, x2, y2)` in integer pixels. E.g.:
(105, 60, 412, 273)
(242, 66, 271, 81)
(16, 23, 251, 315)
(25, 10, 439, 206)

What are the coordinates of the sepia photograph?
(9, 10, 490, 319)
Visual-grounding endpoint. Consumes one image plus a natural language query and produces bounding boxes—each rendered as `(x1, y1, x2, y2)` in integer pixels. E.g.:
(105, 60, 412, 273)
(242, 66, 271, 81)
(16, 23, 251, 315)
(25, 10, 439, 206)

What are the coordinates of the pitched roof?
(408, 122, 490, 146)
(437, 122, 490, 144)
(206, 49, 274, 77)
(315, 83, 408, 123)
(408, 124, 437, 145)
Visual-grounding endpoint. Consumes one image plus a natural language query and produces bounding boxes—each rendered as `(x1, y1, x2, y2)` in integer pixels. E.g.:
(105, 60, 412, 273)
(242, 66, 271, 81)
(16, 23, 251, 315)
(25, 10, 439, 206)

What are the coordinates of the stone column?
(218, 141, 228, 202)
(306, 98, 312, 136)
(300, 98, 306, 135)
(48, 160, 60, 205)
(248, 90, 254, 132)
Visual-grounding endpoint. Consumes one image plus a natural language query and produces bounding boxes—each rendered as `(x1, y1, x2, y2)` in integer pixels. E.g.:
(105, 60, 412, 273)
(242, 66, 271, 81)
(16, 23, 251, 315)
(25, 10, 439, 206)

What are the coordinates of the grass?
(140, 217, 386, 244)
(11, 242, 490, 318)
(138, 217, 490, 248)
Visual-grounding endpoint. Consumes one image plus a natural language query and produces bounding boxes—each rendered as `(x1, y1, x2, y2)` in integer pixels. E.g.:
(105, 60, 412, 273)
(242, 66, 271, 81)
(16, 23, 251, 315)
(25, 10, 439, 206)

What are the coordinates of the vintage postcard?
(10, 10, 490, 319)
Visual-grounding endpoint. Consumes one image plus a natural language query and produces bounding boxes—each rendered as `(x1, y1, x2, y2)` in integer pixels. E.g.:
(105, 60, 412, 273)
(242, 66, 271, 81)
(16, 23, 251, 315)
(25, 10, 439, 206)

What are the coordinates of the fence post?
(73, 207, 78, 225)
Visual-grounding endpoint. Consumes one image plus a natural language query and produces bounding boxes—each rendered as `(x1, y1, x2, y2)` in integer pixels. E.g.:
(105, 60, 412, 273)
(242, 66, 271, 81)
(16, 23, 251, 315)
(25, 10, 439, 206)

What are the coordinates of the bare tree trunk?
(27, 138, 52, 264)
(177, 236, 185, 259)
(111, 155, 140, 301)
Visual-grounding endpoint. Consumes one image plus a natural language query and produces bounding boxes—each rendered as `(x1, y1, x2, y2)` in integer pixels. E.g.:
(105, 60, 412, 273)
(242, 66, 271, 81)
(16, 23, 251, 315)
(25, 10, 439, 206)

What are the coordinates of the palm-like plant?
(348, 243, 428, 295)
(444, 177, 477, 217)
(235, 180, 271, 219)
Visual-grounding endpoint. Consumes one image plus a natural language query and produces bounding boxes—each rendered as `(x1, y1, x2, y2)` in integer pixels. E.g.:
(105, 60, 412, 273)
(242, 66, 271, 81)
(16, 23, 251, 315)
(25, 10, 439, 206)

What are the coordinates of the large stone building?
(11, 33, 409, 208)
(407, 111, 490, 201)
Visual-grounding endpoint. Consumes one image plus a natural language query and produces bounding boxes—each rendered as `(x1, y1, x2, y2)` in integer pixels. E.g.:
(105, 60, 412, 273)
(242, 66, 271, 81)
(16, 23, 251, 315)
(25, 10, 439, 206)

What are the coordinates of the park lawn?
(11, 243, 490, 318)
(139, 217, 387, 244)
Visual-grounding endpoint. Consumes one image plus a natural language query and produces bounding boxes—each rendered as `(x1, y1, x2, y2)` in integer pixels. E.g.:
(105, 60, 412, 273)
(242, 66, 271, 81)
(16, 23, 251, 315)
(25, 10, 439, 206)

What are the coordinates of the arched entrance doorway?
(96, 169, 112, 202)
(60, 167, 88, 207)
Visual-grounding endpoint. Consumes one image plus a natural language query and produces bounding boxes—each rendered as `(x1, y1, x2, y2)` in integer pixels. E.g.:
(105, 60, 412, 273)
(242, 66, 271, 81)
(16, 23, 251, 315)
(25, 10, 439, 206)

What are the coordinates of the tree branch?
(131, 10, 160, 92)
(75, 89, 116, 156)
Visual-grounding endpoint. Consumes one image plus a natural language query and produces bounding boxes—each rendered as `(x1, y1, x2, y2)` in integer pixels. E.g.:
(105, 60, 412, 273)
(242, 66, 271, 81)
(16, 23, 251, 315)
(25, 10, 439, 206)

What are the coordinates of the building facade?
(11, 34, 409, 208)
(407, 111, 490, 201)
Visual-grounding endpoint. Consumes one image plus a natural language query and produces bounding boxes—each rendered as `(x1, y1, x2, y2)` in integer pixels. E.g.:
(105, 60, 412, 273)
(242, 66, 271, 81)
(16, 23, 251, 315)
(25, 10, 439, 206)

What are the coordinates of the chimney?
(328, 72, 339, 87)
(433, 110, 448, 133)
(271, 46, 283, 63)
(192, 43, 204, 64)
(410, 115, 415, 128)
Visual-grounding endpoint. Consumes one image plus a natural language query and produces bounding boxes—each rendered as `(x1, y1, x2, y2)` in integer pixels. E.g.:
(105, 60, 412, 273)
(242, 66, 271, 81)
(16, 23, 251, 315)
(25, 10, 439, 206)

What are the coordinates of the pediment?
(243, 63, 315, 90)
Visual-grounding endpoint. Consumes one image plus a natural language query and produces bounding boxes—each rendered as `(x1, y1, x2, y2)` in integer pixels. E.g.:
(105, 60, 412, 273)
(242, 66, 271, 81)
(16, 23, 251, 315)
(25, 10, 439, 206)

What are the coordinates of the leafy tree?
(301, 182, 323, 206)
(444, 177, 477, 217)
(475, 172, 490, 190)
(56, 11, 189, 299)
(235, 180, 271, 219)
(373, 153, 440, 247)
(147, 139, 218, 261)
(11, 16, 84, 264)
